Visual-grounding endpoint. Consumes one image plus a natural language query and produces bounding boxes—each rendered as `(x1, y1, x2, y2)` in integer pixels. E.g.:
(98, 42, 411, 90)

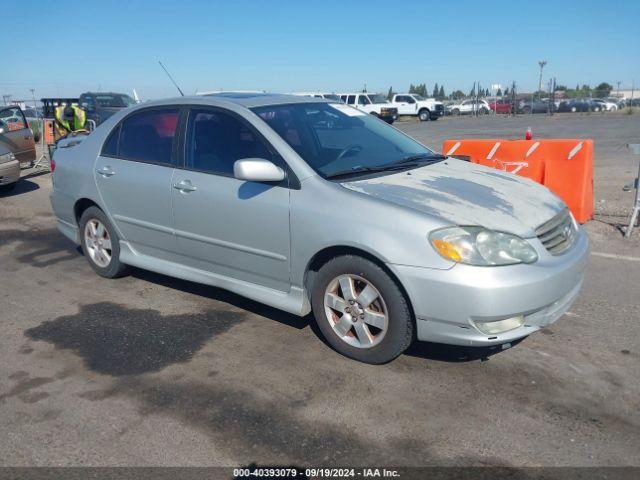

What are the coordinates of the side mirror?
(234, 158, 285, 183)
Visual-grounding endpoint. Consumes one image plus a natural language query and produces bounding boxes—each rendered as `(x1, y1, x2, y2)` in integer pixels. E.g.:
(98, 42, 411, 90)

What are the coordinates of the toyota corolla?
(50, 93, 588, 364)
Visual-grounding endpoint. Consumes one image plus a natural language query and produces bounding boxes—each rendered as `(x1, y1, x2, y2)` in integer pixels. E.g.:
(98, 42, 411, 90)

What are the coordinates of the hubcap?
(84, 219, 112, 268)
(324, 274, 388, 349)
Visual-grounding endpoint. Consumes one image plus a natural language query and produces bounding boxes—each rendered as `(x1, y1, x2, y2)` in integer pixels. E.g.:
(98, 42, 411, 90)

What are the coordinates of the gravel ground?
(0, 113, 638, 468)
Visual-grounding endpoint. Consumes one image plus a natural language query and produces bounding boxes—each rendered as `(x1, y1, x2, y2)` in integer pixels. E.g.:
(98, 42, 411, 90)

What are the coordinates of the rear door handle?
(173, 180, 197, 192)
(96, 167, 115, 177)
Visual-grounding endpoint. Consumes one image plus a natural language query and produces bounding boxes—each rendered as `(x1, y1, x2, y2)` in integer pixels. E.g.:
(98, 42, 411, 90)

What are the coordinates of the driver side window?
(185, 109, 272, 176)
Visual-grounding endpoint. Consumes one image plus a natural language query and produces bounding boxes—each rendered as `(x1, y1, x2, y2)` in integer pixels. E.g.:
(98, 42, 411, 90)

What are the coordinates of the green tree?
(409, 84, 416, 94)
(451, 90, 464, 100)
(594, 82, 613, 97)
(496, 87, 502, 96)
(438, 85, 445, 99)
(504, 87, 509, 96)
(387, 86, 395, 100)
(432, 83, 439, 98)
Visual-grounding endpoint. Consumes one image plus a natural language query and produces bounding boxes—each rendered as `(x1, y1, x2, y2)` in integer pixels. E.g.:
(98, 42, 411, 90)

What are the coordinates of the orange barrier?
(442, 139, 594, 223)
(43, 119, 56, 145)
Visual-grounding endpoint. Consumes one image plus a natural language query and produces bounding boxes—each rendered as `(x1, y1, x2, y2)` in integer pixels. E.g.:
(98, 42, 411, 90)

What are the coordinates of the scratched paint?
(342, 158, 565, 237)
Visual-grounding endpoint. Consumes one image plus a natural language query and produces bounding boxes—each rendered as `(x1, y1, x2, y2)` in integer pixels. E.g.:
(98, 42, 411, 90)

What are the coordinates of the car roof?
(133, 93, 332, 110)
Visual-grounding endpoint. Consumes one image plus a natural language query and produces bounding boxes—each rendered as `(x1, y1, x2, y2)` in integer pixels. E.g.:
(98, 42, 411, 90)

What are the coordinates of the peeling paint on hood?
(342, 158, 565, 238)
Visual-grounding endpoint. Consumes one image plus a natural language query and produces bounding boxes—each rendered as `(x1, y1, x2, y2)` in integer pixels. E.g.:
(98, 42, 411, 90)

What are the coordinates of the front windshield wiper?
(325, 163, 418, 180)
(392, 153, 447, 165)
(324, 154, 447, 180)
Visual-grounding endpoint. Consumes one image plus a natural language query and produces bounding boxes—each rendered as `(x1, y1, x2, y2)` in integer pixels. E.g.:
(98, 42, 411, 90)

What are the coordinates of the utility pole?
(30, 89, 37, 111)
(617, 81, 621, 98)
(537, 60, 547, 93)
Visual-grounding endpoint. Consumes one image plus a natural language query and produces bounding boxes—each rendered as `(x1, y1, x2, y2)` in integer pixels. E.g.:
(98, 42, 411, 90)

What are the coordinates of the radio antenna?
(158, 61, 184, 97)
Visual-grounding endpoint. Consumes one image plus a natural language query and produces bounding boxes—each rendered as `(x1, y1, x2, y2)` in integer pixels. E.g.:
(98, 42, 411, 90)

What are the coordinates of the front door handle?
(173, 180, 197, 192)
(96, 166, 115, 177)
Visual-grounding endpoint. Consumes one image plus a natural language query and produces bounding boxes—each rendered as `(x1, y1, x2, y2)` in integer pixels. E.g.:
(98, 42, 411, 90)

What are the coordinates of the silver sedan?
(50, 93, 588, 363)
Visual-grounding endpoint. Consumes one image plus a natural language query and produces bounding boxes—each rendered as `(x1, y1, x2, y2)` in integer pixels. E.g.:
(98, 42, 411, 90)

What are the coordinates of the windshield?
(252, 102, 437, 178)
(367, 94, 388, 104)
(95, 94, 136, 108)
(413, 94, 426, 100)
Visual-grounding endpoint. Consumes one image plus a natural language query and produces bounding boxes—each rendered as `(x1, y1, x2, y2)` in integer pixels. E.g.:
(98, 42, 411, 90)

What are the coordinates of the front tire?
(418, 109, 430, 121)
(79, 206, 130, 278)
(311, 255, 413, 364)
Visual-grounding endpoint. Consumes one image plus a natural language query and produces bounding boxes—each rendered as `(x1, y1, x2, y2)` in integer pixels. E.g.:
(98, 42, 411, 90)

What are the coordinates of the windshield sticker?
(330, 104, 367, 117)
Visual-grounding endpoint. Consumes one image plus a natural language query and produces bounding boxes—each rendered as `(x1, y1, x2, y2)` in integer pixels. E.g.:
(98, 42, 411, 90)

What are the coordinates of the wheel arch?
(304, 245, 416, 322)
(74, 197, 102, 225)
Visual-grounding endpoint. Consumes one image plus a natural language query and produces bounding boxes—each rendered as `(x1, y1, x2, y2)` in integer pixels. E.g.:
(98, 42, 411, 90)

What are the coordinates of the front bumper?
(0, 160, 20, 185)
(388, 227, 589, 346)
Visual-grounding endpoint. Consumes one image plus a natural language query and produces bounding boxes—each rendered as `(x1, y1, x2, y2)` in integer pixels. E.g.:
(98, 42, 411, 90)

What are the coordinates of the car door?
(95, 107, 181, 258)
(0, 106, 36, 165)
(395, 96, 412, 115)
(170, 107, 291, 292)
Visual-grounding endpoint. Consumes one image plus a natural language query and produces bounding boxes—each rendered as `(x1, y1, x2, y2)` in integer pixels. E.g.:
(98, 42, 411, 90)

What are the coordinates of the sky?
(3, 0, 640, 102)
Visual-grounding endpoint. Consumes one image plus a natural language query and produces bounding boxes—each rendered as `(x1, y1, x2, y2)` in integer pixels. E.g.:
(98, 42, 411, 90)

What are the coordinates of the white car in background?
(339, 93, 398, 124)
(447, 99, 491, 115)
(389, 94, 444, 121)
(592, 99, 618, 111)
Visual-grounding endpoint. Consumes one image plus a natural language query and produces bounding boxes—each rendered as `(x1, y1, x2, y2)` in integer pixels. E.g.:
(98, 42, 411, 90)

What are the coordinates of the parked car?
(50, 93, 588, 364)
(489, 99, 512, 114)
(389, 94, 444, 121)
(292, 92, 343, 102)
(79, 92, 137, 126)
(0, 145, 20, 192)
(557, 98, 601, 113)
(447, 99, 491, 115)
(518, 98, 554, 114)
(0, 105, 36, 170)
(339, 93, 398, 123)
(592, 98, 618, 111)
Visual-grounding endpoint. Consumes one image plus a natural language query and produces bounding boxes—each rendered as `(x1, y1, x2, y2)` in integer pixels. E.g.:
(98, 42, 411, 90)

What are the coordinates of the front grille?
(434, 104, 444, 112)
(535, 209, 576, 255)
(381, 107, 398, 115)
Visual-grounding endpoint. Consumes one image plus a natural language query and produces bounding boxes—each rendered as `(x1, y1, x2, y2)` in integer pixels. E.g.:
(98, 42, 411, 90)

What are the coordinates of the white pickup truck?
(339, 93, 398, 124)
(389, 94, 444, 121)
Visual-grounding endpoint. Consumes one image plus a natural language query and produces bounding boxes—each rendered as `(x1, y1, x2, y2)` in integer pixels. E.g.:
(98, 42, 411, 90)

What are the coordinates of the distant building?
(610, 88, 637, 99)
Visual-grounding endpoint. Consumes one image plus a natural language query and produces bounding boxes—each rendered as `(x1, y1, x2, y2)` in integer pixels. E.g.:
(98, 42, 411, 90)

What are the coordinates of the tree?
(387, 86, 395, 100)
(496, 87, 502, 96)
(438, 85, 445, 99)
(504, 87, 509, 96)
(469, 84, 476, 97)
(594, 82, 613, 97)
(451, 90, 464, 100)
(556, 85, 567, 91)
(432, 83, 439, 98)
(409, 84, 416, 94)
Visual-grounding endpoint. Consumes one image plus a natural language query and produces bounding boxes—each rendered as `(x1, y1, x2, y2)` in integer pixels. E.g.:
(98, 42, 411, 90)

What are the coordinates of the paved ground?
(0, 114, 639, 467)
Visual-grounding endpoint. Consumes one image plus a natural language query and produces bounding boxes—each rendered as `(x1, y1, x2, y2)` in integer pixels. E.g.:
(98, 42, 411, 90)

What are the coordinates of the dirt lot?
(0, 113, 639, 468)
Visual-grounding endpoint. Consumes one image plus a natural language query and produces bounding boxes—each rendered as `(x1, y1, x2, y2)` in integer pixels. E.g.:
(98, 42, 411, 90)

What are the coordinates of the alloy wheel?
(84, 219, 112, 268)
(324, 274, 389, 349)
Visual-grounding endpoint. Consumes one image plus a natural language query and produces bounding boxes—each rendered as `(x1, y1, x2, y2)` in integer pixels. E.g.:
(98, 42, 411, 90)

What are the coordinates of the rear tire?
(311, 255, 413, 364)
(79, 206, 130, 278)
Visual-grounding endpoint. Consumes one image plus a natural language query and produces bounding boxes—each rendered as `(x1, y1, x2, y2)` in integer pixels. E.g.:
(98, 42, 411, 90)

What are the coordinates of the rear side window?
(118, 109, 179, 165)
(102, 125, 120, 156)
(185, 109, 271, 176)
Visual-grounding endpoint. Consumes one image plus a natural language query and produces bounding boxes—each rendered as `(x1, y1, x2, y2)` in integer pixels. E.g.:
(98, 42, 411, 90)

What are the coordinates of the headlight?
(430, 226, 538, 266)
(0, 152, 15, 164)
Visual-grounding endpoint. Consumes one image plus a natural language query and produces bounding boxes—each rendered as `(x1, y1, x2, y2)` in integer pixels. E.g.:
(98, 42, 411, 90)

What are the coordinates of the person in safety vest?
(54, 104, 86, 140)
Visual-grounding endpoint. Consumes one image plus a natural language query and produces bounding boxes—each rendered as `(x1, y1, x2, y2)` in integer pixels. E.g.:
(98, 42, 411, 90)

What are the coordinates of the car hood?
(341, 158, 566, 238)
